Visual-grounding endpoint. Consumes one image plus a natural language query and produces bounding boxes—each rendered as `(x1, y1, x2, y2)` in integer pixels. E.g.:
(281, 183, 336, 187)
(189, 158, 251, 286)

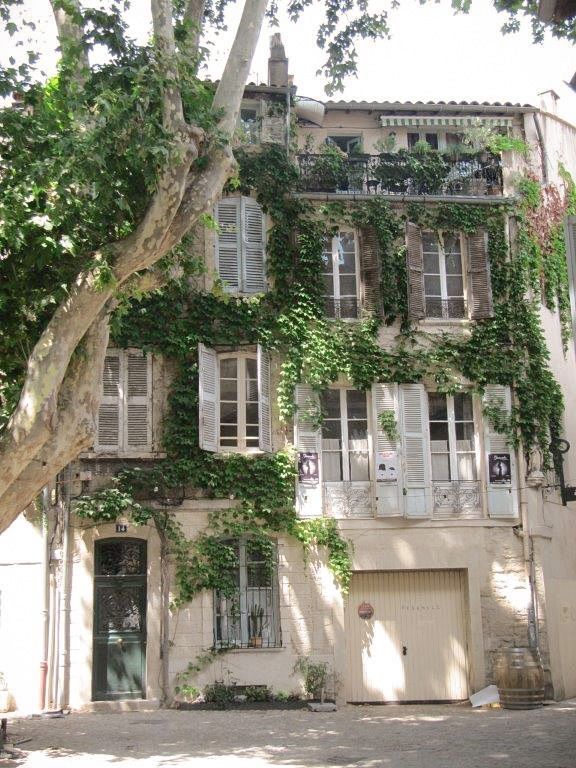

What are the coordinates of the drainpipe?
(57, 466, 73, 710)
(515, 445, 539, 649)
(532, 113, 549, 185)
(39, 486, 51, 710)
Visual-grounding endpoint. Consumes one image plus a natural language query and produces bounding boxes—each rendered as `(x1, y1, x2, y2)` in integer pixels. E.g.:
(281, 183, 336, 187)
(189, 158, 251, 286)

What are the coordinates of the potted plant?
(304, 143, 348, 192)
(249, 604, 265, 647)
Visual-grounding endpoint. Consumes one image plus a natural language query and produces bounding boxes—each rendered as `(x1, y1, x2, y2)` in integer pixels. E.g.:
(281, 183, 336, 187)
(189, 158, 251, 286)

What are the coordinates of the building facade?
(2, 40, 576, 711)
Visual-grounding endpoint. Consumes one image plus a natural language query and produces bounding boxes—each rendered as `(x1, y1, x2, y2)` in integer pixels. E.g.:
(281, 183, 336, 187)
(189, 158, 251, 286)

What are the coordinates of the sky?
(3, 0, 575, 108)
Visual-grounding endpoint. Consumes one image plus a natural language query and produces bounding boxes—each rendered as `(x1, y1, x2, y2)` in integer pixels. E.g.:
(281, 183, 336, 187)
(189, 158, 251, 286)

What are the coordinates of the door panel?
(346, 570, 469, 702)
(93, 540, 147, 701)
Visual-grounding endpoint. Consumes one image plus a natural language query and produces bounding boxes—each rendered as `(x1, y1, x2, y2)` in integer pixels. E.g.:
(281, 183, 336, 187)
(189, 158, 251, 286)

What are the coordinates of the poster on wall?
(298, 452, 319, 484)
(376, 450, 398, 482)
(489, 453, 511, 484)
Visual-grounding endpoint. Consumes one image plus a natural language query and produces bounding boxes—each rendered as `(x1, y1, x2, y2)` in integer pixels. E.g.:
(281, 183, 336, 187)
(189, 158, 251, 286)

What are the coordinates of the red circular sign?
(358, 602, 374, 620)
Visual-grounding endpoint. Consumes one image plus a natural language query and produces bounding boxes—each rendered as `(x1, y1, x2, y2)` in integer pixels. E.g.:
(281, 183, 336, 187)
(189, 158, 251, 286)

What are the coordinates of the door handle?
(402, 645, 407, 656)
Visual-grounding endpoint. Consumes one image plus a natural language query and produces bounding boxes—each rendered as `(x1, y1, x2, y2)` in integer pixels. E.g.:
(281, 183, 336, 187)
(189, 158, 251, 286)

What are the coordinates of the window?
(198, 344, 272, 453)
(96, 349, 152, 453)
(407, 131, 439, 149)
(321, 389, 370, 482)
(321, 232, 359, 318)
(422, 232, 466, 319)
(428, 392, 477, 482)
(406, 223, 493, 321)
(327, 135, 362, 153)
(219, 355, 259, 450)
(215, 196, 266, 294)
(214, 538, 281, 649)
(239, 107, 259, 144)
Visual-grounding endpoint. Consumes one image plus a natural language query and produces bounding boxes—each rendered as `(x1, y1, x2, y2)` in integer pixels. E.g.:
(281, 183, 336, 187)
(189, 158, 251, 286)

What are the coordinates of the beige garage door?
(346, 570, 469, 702)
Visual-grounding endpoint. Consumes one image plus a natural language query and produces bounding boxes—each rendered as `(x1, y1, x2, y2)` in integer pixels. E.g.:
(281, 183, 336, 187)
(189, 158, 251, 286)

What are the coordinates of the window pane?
(430, 422, 449, 442)
(428, 393, 448, 420)
(246, 402, 258, 425)
(322, 447, 343, 481)
(425, 133, 439, 149)
(443, 234, 460, 254)
(457, 453, 477, 481)
(220, 424, 238, 437)
(349, 449, 370, 481)
(446, 276, 464, 297)
(323, 274, 334, 293)
(322, 390, 341, 419)
(455, 421, 475, 444)
(346, 390, 367, 419)
(423, 252, 440, 272)
(339, 275, 357, 296)
(220, 358, 237, 378)
(246, 378, 258, 402)
(220, 379, 237, 401)
(422, 232, 438, 252)
(424, 275, 441, 295)
(221, 402, 238, 423)
(322, 419, 342, 440)
(431, 453, 451, 481)
(454, 393, 473, 420)
(246, 358, 257, 379)
(445, 251, 462, 274)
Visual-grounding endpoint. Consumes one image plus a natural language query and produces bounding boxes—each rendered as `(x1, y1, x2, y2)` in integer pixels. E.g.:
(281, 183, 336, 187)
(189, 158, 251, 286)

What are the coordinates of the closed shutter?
(258, 345, 272, 452)
(125, 352, 151, 450)
(406, 223, 425, 320)
(198, 343, 219, 452)
(216, 198, 241, 292)
(359, 226, 383, 316)
(97, 352, 121, 450)
(242, 197, 266, 293)
(400, 383, 431, 518)
(294, 384, 323, 517)
(372, 383, 403, 516)
(467, 230, 493, 319)
(483, 385, 518, 518)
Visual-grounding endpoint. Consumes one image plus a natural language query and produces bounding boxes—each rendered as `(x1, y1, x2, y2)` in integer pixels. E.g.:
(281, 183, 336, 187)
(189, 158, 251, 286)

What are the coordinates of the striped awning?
(379, 115, 514, 128)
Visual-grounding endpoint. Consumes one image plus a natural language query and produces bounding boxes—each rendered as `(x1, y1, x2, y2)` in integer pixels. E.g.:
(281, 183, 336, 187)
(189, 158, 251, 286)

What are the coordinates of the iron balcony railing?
(296, 152, 503, 197)
(214, 585, 281, 649)
(324, 296, 361, 319)
(425, 297, 467, 320)
(432, 480, 482, 518)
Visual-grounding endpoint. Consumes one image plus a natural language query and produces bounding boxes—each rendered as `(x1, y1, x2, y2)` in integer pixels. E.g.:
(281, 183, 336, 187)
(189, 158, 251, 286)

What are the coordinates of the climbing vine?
(76, 143, 570, 617)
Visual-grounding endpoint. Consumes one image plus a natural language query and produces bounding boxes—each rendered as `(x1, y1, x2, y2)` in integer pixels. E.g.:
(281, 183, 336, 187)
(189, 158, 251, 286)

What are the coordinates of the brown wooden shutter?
(359, 226, 382, 316)
(406, 222, 425, 320)
(467, 230, 493, 319)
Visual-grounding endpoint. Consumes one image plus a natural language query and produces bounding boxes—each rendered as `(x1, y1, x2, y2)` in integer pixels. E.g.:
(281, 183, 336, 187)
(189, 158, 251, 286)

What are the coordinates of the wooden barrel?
(493, 647, 545, 710)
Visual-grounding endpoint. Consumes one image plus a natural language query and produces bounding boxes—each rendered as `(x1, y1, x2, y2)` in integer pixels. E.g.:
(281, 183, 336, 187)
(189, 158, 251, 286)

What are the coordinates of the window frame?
(321, 230, 361, 320)
(422, 231, 468, 321)
(213, 537, 281, 650)
(321, 387, 371, 484)
(218, 351, 260, 453)
(428, 391, 479, 483)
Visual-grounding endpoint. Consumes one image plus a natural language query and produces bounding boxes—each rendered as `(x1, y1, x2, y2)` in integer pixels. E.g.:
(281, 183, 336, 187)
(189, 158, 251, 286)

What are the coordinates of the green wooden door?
(92, 539, 147, 701)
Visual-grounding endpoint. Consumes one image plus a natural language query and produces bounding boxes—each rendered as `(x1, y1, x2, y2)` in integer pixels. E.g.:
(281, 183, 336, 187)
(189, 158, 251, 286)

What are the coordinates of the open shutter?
(484, 385, 518, 518)
(406, 223, 426, 320)
(373, 383, 403, 516)
(216, 197, 241, 292)
(400, 383, 431, 518)
(467, 230, 493, 319)
(359, 226, 383, 316)
(242, 197, 266, 293)
(258, 345, 272, 452)
(125, 352, 152, 450)
(198, 343, 219, 452)
(294, 385, 323, 517)
(97, 351, 121, 450)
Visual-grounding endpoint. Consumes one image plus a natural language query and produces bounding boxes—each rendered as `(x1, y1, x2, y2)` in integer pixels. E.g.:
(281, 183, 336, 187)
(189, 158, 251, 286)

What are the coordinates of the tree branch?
(151, 0, 185, 131)
(183, 0, 207, 66)
(0, 309, 112, 533)
(50, 0, 89, 83)
(213, 0, 270, 137)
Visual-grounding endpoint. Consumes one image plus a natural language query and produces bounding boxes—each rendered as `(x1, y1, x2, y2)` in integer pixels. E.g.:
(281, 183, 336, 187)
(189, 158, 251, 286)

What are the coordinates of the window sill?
(421, 317, 471, 326)
(81, 450, 166, 460)
(214, 646, 284, 653)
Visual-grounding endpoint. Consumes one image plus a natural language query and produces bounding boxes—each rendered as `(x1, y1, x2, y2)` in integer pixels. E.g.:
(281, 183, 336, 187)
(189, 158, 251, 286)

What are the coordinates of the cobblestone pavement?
(2, 700, 576, 768)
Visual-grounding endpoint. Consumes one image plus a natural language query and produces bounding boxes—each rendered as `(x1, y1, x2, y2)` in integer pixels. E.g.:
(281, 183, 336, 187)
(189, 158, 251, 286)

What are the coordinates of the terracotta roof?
(322, 100, 535, 113)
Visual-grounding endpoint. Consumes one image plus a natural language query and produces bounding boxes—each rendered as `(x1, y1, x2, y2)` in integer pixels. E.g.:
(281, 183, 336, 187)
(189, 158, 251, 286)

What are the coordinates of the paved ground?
(2, 700, 576, 768)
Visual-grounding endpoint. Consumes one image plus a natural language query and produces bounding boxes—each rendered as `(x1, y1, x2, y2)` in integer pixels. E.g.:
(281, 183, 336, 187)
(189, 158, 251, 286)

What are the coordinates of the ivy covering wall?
(76, 142, 573, 605)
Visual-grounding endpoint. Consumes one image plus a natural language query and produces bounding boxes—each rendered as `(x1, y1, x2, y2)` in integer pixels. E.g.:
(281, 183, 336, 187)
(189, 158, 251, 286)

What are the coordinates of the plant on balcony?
(304, 144, 348, 192)
(249, 604, 266, 647)
(374, 148, 449, 195)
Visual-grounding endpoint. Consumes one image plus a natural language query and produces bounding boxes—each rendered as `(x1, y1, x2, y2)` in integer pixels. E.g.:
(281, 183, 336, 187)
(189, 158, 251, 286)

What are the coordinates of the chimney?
(268, 33, 289, 87)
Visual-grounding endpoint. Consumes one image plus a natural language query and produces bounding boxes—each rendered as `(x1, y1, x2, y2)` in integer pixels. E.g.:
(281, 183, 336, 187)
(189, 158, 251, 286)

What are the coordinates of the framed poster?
(298, 452, 319, 484)
(376, 450, 398, 482)
(489, 453, 511, 484)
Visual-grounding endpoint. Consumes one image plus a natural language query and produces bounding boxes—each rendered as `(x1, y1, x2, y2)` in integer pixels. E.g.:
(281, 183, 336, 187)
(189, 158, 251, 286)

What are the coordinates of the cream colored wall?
(0, 514, 44, 712)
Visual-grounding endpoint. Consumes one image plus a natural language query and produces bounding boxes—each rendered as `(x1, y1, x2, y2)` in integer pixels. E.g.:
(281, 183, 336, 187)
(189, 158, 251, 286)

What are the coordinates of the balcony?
(296, 151, 503, 197)
(432, 480, 482, 518)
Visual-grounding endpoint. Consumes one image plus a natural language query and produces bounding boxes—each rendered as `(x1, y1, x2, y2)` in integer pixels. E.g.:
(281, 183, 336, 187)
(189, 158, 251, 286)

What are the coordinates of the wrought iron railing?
(296, 152, 503, 197)
(432, 480, 482, 517)
(214, 585, 281, 649)
(425, 297, 467, 320)
(324, 297, 360, 319)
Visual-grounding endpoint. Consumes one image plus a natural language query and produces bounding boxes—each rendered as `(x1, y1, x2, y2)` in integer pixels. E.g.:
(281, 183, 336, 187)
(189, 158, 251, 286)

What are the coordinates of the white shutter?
(97, 352, 121, 450)
(242, 197, 266, 293)
(198, 343, 219, 452)
(483, 385, 518, 518)
(294, 385, 323, 517)
(400, 384, 431, 518)
(125, 352, 151, 450)
(258, 345, 272, 452)
(372, 383, 403, 516)
(216, 198, 241, 292)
